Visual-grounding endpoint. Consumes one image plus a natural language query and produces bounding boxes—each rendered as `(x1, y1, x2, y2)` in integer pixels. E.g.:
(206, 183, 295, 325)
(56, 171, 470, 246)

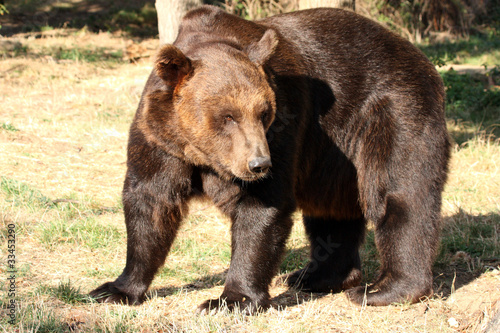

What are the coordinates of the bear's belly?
(295, 145, 363, 220)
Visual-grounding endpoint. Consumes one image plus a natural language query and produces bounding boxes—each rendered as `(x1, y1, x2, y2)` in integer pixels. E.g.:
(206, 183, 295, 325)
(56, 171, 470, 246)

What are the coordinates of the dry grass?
(1, 30, 499, 332)
(444, 135, 500, 214)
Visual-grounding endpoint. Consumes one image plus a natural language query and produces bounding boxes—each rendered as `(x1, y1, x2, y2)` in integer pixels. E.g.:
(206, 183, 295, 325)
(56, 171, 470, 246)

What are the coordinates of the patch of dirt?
(447, 270, 500, 332)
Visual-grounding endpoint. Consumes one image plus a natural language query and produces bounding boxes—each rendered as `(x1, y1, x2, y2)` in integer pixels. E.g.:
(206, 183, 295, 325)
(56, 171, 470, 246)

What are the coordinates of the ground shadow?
(149, 266, 333, 309)
(138, 209, 496, 307)
(272, 209, 499, 308)
(433, 209, 500, 299)
(1, 0, 158, 37)
(0, 0, 222, 38)
(271, 288, 331, 309)
(150, 269, 228, 299)
(147, 246, 332, 307)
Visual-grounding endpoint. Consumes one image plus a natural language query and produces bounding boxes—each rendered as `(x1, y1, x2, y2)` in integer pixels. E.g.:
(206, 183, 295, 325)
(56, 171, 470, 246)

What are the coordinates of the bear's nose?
(248, 157, 272, 174)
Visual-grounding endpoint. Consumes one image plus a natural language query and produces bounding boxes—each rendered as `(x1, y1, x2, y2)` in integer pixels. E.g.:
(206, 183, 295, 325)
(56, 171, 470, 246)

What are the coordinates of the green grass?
(359, 230, 381, 283)
(38, 216, 122, 250)
(0, 122, 20, 132)
(420, 31, 500, 66)
(1, 176, 122, 252)
(439, 70, 500, 144)
(55, 45, 124, 63)
(2, 42, 125, 63)
(420, 31, 500, 146)
(36, 280, 90, 305)
(1, 176, 53, 212)
(1, 176, 119, 216)
(442, 69, 500, 116)
(438, 210, 499, 261)
(5, 302, 68, 332)
(280, 247, 309, 274)
(24, 311, 67, 333)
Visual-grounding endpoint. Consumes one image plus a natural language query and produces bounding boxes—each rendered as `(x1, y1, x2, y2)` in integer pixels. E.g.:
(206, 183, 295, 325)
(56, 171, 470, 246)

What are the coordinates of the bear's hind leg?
(347, 195, 439, 305)
(285, 216, 365, 293)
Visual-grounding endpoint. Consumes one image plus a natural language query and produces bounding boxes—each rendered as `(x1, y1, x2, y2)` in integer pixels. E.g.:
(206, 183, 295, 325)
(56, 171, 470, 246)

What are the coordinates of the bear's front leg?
(198, 196, 294, 314)
(90, 158, 191, 304)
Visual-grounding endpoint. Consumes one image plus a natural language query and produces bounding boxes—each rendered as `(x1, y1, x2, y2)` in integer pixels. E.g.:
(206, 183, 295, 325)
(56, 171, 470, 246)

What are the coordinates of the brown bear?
(90, 5, 450, 313)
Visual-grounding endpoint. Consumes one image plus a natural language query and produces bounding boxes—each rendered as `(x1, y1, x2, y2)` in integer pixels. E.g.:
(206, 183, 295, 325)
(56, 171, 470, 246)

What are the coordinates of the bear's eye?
(261, 111, 269, 123)
(225, 115, 235, 122)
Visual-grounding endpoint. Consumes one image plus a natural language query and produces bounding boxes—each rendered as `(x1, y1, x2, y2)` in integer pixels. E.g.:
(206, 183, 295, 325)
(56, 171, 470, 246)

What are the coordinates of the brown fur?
(90, 5, 451, 312)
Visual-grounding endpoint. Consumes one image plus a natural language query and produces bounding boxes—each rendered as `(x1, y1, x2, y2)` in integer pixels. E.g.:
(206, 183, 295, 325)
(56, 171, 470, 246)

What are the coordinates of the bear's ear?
(155, 45, 192, 92)
(246, 29, 279, 66)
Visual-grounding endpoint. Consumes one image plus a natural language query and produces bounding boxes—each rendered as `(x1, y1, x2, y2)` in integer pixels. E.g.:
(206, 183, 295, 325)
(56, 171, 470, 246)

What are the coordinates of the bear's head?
(141, 29, 279, 182)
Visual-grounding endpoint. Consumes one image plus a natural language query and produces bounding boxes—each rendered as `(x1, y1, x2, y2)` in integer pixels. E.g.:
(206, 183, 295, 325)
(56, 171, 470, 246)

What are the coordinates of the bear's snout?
(248, 156, 272, 174)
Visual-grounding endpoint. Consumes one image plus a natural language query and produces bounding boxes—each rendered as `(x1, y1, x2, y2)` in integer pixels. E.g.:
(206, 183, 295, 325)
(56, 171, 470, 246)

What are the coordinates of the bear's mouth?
(233, 170, 270, 182)
(205, 154, 271, 183)
(230, 156, 272, 182)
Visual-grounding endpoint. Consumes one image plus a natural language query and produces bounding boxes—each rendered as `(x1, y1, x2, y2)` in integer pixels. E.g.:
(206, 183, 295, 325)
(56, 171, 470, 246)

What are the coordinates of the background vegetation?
(1, 0, 499, 332)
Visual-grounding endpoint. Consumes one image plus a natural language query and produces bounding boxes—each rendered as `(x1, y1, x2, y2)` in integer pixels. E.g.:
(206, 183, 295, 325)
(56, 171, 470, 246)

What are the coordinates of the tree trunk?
(155, 0, 204, 45)
(298, 0, 355, 11)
